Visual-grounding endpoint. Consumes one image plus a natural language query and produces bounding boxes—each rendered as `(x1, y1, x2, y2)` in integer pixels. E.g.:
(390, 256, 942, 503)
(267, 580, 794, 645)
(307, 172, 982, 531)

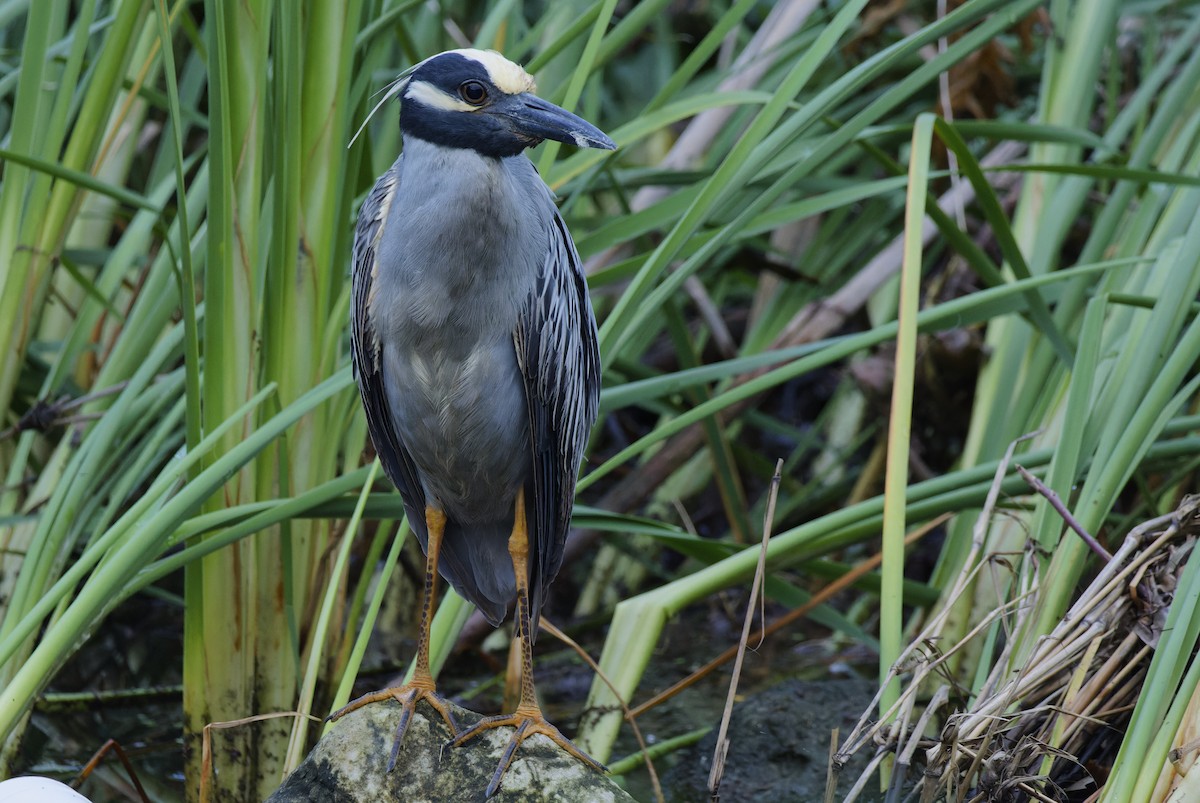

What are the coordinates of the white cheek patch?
(405, 80, 477, 113)
(456, 48, 536, 95)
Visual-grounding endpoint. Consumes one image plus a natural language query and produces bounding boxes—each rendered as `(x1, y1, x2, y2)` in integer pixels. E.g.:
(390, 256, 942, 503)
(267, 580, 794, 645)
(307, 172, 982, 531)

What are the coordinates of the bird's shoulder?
(350, 157, 406, 386)
(353, 156, 404, 265)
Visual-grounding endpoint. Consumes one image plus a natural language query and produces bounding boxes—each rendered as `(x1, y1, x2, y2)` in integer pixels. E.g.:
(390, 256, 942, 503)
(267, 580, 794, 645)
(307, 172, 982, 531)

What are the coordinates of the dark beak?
(489, 93, 616, 151)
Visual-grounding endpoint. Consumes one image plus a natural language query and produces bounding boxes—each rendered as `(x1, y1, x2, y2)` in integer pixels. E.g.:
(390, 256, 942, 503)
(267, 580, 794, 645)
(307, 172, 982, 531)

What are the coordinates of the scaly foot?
(451, 704, 606, 798)
(328, 682, 460, 771)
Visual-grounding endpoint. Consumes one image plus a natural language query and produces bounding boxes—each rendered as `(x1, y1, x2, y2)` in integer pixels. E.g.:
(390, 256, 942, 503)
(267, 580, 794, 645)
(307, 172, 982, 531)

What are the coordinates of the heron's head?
(395, 49, 615, 158)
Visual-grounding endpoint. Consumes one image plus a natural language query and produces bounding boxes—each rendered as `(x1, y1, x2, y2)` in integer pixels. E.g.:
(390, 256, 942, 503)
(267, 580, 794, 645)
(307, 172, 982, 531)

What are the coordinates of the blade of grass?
(879, 113, 932, 727)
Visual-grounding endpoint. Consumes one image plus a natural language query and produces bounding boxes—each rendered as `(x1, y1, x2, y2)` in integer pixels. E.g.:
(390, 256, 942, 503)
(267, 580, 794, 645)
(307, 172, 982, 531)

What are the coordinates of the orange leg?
(451, 488, 605, 797)
(327, 506, 459, 769)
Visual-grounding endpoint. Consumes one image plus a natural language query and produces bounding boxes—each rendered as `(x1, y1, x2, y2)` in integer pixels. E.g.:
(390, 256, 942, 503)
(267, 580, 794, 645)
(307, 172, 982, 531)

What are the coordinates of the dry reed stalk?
(832, 495, 1200, 801)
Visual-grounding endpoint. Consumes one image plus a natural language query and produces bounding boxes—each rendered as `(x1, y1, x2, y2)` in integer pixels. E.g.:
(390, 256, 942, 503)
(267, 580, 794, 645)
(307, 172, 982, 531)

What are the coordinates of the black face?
(400, 53, 533, 158)
(399, 52, 615, 159)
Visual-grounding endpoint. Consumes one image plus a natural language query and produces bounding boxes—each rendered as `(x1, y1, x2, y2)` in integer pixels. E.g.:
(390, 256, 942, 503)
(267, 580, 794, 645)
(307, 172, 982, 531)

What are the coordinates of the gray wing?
(350, 158, 427, 526)
(514, 209, 601, 635)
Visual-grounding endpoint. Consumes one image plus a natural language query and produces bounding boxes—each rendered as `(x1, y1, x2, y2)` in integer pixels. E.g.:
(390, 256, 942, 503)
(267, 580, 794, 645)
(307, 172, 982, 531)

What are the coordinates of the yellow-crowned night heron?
(330, 49, 613, 795)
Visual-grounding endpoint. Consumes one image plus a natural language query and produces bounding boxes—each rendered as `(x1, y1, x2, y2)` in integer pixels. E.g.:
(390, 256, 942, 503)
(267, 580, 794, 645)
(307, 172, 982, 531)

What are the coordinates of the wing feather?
(351, 159, 428, 525)
(514, 210, 601, 635)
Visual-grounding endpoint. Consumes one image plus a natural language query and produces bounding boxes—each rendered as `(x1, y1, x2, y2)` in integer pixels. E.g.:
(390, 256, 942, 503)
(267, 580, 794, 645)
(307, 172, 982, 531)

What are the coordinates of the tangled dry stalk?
(830, 455, 1200, 802)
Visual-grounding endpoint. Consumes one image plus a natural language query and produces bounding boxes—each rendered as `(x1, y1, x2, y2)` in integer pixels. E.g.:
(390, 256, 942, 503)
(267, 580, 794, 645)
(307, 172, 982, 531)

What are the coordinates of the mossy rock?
(268, 700, 633, 803)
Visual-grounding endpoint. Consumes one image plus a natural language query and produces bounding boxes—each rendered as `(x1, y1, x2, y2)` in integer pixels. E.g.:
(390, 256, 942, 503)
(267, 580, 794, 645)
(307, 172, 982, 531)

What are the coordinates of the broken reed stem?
(707, 459, 782, 801)
(1016, 463, 1112, 562)
(74, 738, 151, 803)
(201, 712, 321, 803)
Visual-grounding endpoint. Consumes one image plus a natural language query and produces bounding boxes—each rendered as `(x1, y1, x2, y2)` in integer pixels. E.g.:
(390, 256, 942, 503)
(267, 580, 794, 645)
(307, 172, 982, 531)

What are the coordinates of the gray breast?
(371, 140, 553, 524)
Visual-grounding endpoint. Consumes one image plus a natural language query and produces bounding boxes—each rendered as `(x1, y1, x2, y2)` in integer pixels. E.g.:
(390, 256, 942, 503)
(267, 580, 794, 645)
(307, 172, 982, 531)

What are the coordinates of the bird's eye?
(459, 80, 488, 105)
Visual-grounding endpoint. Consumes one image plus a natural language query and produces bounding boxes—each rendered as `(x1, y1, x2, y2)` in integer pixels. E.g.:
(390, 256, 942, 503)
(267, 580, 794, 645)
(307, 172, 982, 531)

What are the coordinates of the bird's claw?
(451, 705, 606, 798)
(328, 684, 461, 771)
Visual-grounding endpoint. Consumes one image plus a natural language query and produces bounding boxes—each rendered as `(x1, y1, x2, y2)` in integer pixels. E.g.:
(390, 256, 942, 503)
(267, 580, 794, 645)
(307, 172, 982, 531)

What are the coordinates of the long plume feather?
(348, 61, 424, 149)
